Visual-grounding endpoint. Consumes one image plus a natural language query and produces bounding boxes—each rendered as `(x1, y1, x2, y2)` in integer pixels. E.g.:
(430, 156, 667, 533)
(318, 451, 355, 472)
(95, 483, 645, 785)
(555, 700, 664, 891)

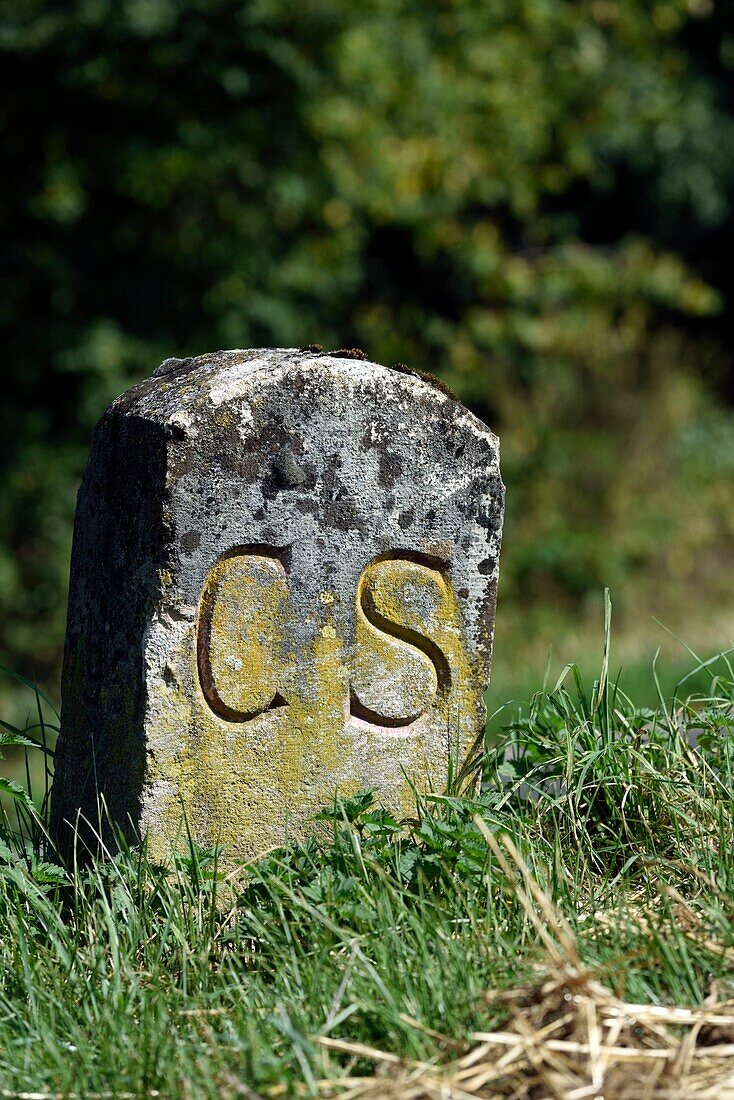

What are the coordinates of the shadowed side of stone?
(51, 413, 167, 858)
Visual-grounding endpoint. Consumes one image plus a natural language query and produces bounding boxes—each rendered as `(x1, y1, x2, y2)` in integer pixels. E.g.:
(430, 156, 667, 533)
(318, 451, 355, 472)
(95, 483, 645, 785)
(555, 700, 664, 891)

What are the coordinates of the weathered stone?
(52, 349, 504, 867)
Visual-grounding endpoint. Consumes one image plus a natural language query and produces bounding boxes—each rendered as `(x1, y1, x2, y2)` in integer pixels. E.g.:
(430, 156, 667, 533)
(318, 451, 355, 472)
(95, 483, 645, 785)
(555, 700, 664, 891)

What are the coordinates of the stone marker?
(52, 349, 504, 866)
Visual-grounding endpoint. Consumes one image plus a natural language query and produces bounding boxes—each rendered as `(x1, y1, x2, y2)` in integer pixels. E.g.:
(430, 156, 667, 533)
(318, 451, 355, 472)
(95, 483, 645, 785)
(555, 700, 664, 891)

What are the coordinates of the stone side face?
(53, 349, 504, 866)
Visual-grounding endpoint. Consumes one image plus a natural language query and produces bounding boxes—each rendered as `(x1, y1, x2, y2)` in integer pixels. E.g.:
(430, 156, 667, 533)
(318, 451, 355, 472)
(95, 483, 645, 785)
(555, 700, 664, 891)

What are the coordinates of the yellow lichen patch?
(351, 557, 480, 752)
(198, 553, 290, 719)
(146, 625, 279, 865)
(309, 618, 348, 771)
(146, 567, 352, 867)
(352, 563, 439, 725)
(143, 552, 482, 878)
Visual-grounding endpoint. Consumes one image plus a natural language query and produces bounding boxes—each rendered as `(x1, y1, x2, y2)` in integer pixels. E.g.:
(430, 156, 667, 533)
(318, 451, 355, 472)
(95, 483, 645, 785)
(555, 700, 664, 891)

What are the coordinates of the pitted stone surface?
(52, 349, 504, 866)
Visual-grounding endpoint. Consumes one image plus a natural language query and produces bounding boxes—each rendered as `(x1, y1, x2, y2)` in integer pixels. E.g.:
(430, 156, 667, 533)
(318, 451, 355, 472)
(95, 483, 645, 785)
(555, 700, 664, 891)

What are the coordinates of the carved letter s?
(349, 556, 452, 728)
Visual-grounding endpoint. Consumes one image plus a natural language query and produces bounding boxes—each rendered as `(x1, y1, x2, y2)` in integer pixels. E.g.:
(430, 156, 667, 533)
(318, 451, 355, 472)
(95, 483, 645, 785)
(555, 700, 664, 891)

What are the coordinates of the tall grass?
(0, 633, 732, 1096)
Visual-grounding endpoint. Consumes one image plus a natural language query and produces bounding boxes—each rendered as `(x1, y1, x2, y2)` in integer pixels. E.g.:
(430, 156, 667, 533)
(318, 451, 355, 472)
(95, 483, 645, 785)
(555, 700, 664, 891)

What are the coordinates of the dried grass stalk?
(312, 829, 734, 1099)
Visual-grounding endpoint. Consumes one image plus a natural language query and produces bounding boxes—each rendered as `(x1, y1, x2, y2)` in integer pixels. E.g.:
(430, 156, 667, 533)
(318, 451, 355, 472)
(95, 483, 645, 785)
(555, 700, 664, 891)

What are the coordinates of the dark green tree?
(1, 0, 733, 686)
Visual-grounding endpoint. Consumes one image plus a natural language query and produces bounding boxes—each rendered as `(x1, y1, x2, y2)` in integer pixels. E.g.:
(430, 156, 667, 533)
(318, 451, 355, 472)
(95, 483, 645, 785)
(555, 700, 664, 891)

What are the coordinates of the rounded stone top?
(109, 347, 500, 453)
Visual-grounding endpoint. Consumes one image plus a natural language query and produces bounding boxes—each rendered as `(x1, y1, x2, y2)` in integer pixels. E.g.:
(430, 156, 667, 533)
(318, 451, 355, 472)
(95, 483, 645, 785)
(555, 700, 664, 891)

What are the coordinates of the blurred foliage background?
(0, 0, 733, 717)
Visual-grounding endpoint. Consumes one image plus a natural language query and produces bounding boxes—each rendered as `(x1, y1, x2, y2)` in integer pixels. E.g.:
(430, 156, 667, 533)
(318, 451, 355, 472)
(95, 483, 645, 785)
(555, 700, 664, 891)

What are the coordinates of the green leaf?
(0, 776, 34, 812)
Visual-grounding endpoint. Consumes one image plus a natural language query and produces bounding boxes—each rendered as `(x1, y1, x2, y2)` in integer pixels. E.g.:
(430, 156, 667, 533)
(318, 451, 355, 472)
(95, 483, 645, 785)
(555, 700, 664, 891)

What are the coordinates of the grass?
(0, 631, 732, 1098)
(486, 594, 734, 736)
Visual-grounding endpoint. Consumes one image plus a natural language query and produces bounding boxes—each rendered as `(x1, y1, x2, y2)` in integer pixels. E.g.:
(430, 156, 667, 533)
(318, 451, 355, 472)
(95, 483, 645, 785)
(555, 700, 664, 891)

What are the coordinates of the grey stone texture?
(52, 349, 504, 866)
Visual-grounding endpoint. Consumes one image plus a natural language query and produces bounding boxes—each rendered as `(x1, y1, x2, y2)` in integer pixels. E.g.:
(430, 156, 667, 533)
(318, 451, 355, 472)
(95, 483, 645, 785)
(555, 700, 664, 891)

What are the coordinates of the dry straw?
(310, 822, 734, 1100)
